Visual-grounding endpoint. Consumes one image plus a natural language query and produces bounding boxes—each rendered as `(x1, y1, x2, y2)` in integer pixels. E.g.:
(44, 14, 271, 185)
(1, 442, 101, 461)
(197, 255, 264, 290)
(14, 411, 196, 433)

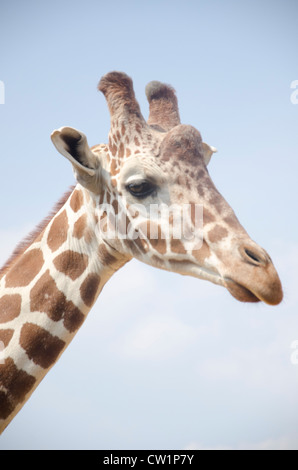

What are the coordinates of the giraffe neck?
(0, 184, 128, 433)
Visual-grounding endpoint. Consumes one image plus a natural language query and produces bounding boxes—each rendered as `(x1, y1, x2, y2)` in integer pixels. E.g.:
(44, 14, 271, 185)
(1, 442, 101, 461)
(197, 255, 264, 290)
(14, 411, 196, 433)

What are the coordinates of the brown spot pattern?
(53, 251, 89, 280)
(83, 227, 93, 244)
(192, 241, 211, 262)
(73, 214, 87, 240)
(224, 214, 241, 230)
(47, 210, 69, 252)
(20, 322, 65, 369)
(119, 142, 124, 159)
(112, 199, 119, 216)
(0, 294, 22, 323)
(80, 273, 101, 307)
(203, 208, 215, 225)
(0, 187, 74, 282)
(170, 238, 187, 254)
(111, 158, 118, 175)
(109, 141, 117, 157)
(5, 249, 44, 288)
(208, 225, 229, 243)
(99, 191, 105, 206)
(0, 329, 14, 348)
(209, 191, 224, 213)
(98, 244, 117, 265)
(70, 190, 84, 212)
(30, 270, 84, 332)
(0, 357, 36, 419)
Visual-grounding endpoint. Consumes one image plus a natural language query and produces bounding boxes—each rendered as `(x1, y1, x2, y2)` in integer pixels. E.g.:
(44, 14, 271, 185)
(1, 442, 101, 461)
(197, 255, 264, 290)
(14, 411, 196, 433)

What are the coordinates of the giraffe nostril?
(244, 249, 262, 264)
(240, 245, 269, 267)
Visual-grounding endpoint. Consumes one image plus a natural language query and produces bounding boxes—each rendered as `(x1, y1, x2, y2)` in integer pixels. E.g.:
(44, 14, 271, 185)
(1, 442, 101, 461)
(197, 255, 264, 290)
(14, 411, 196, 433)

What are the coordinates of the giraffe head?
(51, 72, 283, 305)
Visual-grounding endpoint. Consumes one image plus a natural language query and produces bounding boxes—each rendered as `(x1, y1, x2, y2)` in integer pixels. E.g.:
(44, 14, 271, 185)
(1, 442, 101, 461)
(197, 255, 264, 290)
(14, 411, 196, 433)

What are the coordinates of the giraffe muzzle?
(222, 243, 283, 305)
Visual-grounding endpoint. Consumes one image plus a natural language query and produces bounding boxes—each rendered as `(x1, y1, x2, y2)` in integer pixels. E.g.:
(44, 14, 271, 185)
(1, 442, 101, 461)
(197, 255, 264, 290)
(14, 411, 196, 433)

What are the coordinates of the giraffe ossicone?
(0, 71, 283, 433)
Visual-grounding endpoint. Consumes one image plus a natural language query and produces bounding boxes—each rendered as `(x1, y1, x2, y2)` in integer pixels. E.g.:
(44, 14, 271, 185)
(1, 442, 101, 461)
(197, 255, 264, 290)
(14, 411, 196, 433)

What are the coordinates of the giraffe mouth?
(163, 258, 281, 305)
(223, 278, 261, 303)
(178, 264, 260, 302)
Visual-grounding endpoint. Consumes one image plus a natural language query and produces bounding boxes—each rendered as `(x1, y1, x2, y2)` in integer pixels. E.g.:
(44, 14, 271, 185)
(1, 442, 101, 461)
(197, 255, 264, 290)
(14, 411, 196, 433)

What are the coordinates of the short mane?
(0, 186, 75, 280)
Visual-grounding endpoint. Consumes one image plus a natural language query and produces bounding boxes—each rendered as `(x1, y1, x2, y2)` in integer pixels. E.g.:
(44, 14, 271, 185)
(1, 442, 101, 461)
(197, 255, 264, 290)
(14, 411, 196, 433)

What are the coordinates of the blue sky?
(0, 0, 298, 450)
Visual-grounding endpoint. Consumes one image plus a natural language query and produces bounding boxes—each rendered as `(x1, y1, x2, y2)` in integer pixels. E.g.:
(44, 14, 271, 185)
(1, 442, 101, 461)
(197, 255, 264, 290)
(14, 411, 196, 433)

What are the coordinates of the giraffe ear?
(202, 142, 218, 166)
(51, 127, 102, 192)
(51, 127, 98, 176)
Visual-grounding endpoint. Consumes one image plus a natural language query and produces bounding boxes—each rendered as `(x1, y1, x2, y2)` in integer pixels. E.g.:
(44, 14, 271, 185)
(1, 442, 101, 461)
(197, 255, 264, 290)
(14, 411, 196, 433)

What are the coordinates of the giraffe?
(0, 72, 283, 433)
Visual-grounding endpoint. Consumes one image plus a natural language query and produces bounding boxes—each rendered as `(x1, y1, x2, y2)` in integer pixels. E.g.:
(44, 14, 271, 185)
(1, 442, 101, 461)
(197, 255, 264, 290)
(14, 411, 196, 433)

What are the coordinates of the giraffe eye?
(126, 181, 156, 199)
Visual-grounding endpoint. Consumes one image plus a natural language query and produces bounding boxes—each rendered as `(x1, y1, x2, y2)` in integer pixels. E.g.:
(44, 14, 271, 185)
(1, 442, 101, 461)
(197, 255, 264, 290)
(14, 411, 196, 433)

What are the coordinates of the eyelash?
(126, 181, 157, 199)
